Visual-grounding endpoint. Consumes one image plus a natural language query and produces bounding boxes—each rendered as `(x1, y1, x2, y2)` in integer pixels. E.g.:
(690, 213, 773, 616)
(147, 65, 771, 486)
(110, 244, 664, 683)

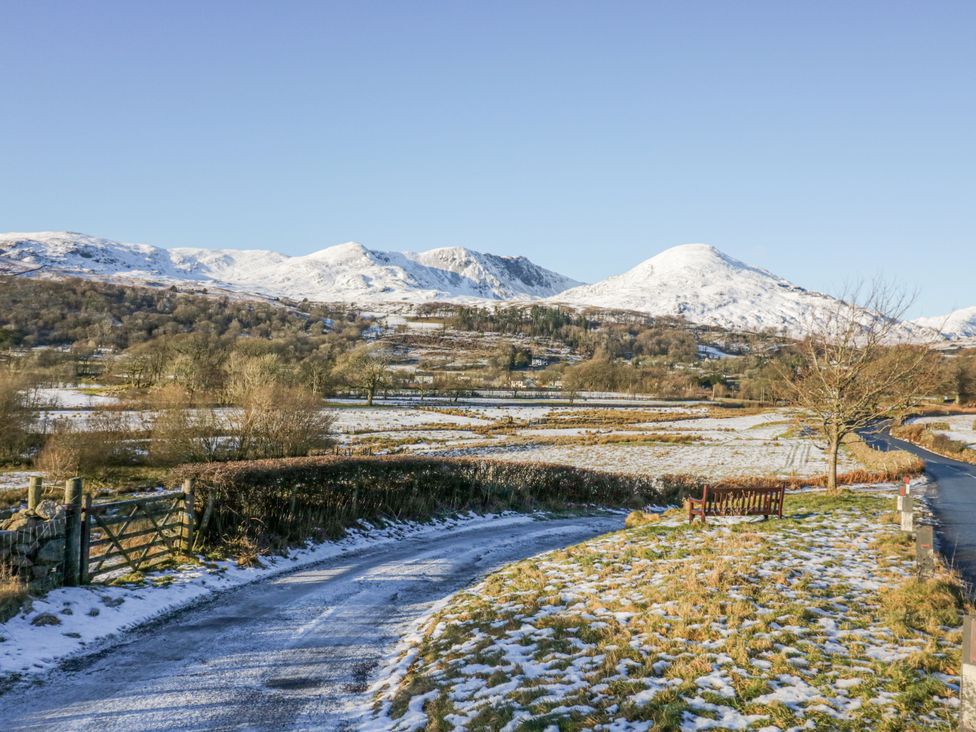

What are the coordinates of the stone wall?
(0, 500, 67, 592)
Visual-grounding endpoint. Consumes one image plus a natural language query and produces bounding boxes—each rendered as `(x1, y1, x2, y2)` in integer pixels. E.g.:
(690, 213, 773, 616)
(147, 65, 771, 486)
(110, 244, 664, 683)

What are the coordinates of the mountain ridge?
(0, 231, 581, 304)
(913, 306, 976, 340)
(0, 231, 947, 339)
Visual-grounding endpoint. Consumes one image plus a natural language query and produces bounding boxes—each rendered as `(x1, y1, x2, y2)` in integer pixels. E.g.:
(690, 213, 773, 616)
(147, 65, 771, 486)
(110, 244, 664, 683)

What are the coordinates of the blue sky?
(1, 1, 973, 317)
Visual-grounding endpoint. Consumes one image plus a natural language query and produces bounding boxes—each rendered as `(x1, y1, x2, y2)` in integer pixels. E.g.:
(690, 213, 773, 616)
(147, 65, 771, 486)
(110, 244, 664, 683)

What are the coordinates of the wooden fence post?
(28, 476, 42, 511)
(182, 478, 196, 553)
(961, 614, 976, 731)
(80, 493, 92, 584)
(63, 478, 83, 587)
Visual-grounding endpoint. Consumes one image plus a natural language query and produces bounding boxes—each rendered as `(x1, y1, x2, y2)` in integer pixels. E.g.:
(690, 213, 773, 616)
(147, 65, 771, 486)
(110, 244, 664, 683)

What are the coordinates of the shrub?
(150, 405, 225, 466)
(36, 413, 141, 480)
(0, 371, 38, 463)
(227, 385, 335, 460)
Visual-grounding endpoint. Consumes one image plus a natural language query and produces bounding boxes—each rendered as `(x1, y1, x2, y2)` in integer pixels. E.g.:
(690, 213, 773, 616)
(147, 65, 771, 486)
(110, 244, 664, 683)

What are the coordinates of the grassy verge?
(371, 492, 965, 731)
(842, 433, 926, 478)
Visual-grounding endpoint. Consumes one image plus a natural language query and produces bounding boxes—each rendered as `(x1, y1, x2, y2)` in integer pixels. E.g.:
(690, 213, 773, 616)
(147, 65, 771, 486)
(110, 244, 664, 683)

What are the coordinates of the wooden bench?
(687, 485, 786, 523)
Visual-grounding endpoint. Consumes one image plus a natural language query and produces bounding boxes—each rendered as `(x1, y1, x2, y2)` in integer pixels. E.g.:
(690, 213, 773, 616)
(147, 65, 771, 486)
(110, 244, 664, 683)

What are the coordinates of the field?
(367, 491, 964, 731)
(0, 391, 859, 501)
(333, 402, 851, 480)
(909, 415, 976, 450)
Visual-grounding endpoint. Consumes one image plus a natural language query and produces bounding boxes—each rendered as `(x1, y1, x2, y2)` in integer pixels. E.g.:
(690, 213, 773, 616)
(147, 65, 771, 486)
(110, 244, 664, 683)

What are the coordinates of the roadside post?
(897, 489, 913, 533)
(915, 524, 935, 578)
(961, 614, 976, 731)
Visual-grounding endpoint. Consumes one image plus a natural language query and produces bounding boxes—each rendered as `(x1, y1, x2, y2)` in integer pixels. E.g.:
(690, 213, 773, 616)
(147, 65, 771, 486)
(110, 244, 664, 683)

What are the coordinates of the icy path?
(0, 515, 622, 731)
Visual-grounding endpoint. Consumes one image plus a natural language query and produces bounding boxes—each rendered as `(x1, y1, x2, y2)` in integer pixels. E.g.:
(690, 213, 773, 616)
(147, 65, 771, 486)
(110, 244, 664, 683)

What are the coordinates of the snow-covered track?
(0, 514, 622, 731)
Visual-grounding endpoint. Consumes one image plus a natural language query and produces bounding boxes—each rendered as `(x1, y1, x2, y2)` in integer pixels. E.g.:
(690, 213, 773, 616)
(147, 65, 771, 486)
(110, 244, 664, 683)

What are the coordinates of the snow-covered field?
(910, 414, 976, 449)
(368, 490, 960, 731)
(33, 386, 119, 409)
(401, 408, 849, 479)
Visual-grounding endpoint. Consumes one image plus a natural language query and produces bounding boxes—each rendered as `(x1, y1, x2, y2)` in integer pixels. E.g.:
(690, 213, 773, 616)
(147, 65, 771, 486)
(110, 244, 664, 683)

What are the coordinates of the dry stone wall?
(0, 500, 66, 592)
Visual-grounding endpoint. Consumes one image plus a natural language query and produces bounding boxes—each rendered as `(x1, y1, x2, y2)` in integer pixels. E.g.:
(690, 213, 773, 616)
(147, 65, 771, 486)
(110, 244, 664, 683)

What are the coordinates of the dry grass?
(0, 572, 28, 623)
(373, 491, 966, 730)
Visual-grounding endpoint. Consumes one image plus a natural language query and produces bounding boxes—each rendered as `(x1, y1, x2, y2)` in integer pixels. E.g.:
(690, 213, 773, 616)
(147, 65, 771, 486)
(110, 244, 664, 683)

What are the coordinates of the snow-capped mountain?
(913, 306, 976, 340)
(0, 232, 947, 339)
(0, 232, 581, 303)
(548, 243, 935, 339)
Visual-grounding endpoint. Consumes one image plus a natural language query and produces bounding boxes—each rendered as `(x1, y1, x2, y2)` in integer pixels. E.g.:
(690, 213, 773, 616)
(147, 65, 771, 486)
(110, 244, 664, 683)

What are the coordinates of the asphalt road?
(862, 427, 976, 587)
(0, 515, 623, 731)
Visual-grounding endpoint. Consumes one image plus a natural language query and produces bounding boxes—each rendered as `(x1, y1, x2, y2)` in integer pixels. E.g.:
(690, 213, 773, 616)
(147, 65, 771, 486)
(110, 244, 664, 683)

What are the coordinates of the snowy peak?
(913, 306, 976, 339)
(551, 242, 850, 335)
(0, 231, 581, 304)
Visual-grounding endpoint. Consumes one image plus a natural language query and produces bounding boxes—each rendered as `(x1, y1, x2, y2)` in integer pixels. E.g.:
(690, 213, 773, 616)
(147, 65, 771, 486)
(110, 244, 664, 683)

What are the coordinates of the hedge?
(175, 456, 676, 552)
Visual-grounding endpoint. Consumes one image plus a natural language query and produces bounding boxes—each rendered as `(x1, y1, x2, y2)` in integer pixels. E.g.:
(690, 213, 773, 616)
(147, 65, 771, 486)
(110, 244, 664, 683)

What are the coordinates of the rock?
(35, 539, 64, 563)
(14, 542, 37, 556)
(62, 632, 81, 639)
(30, 612, 61, 626)
(87, 607, 100, 617)
(1, 515, 30, 532)
(34, 500, 65, 522)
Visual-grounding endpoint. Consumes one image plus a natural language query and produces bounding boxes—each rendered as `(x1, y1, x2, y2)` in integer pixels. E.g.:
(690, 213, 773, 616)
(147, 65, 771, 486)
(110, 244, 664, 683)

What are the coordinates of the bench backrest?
(701, 485, 785, 514)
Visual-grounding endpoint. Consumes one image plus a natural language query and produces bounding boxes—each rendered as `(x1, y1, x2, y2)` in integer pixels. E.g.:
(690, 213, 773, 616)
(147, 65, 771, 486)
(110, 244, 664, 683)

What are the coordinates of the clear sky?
(1, 1, 973, 317)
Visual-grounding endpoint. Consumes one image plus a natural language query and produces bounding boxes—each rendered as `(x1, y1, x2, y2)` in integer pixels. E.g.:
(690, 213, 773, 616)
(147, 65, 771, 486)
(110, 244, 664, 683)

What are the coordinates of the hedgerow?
(175, 456, 673, 552)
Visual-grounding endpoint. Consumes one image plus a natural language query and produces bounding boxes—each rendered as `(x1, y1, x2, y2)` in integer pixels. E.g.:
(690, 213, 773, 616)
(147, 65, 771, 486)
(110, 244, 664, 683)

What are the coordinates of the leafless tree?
(775, 282, 940, 492)
(334, 344, 392, 406)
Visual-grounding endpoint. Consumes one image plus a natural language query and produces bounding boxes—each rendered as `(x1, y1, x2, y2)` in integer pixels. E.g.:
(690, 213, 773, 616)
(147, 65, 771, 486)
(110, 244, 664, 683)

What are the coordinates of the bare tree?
(334, 344, 392, 406)
(775, 282, 940, 492)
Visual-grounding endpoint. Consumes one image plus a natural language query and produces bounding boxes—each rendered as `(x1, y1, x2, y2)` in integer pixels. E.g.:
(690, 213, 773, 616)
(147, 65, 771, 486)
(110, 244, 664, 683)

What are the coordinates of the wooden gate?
(81, 489, 191, 582)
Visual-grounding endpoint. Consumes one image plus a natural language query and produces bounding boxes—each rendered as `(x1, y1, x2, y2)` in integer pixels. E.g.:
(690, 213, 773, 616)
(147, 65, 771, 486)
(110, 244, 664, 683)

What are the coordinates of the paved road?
(863, 427, 976, 586)
(0, 515, 622, 731)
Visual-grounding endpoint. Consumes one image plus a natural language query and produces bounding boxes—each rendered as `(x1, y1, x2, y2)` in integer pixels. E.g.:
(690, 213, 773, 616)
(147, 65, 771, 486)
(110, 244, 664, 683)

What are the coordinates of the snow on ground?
(431, 440, 841, 480)
(0, 512, 539, 681)
(910, 414, 976, 449)
(0, 471, 36, 494)
(329, 406, 488, 433)
(416, 409, 847, 479)
(33, 386, 118, 409)
(367, 490, 960, 731)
